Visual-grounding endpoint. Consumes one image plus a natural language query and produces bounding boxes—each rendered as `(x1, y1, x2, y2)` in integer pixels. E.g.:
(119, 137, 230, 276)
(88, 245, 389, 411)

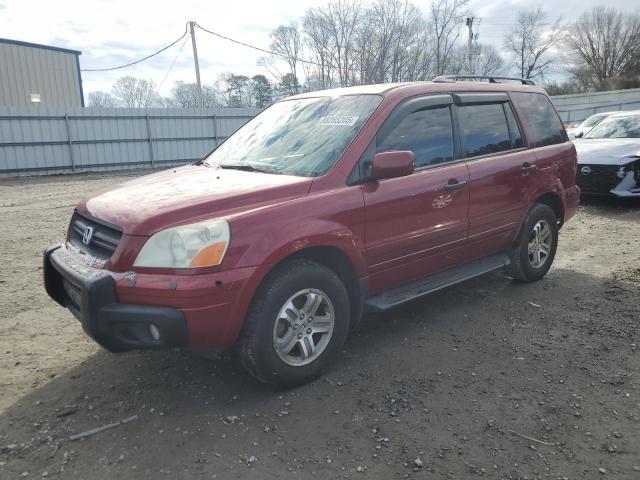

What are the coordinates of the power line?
(81, 24, 189, 72)
(158, 35, 189, 91)
(195, 22, 328, 69)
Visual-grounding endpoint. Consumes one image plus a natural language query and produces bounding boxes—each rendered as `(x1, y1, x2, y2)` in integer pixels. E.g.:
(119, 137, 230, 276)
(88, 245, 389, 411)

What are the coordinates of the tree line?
(88, 1, 640, 108)
(87, 74, 276, 108)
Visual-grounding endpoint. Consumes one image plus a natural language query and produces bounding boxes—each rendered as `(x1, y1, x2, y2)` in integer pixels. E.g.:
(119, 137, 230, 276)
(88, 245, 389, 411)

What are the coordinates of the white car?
(567, 112, 615, 139)
(573, 111, 640, 197)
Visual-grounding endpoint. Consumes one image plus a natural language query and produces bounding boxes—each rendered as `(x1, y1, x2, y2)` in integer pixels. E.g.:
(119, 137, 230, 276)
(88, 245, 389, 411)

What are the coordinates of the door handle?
(443, 180, 468, 191)
(521, 163, 537, 174)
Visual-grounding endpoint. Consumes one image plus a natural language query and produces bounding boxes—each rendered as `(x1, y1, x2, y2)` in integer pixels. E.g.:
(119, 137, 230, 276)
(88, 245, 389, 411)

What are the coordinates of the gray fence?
(0, 107, 259, 176)
(551, 88, 640, 123)
(3, 88, 640, 177)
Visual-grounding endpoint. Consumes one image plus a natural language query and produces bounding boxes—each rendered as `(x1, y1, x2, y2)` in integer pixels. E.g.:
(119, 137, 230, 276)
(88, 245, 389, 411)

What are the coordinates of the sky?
(0, 0, 638, 97)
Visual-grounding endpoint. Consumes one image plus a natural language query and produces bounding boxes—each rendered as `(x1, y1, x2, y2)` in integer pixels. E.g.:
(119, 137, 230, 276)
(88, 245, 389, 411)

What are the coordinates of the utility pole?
(189, 21, 204, 107)
(466, 17, 474, 75)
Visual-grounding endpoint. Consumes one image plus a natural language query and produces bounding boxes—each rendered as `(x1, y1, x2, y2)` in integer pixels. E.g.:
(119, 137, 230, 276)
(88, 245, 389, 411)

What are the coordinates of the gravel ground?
(0, 171, 639, 479)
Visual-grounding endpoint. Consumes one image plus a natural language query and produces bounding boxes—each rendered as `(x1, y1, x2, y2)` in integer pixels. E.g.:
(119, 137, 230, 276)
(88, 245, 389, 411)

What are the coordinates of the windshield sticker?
(319, 115, 359, 126)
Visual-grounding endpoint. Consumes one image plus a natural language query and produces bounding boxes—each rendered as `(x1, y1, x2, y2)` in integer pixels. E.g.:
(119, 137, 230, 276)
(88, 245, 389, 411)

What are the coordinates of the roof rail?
(433, 75, 535, 86)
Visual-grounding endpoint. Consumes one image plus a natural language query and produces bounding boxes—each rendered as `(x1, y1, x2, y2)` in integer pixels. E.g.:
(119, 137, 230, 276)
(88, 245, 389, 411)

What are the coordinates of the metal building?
(0, 38, 84, 108)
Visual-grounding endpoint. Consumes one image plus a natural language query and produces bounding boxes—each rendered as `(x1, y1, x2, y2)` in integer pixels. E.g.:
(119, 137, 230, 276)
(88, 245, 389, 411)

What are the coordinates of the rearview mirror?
(371, 151, 415, 180)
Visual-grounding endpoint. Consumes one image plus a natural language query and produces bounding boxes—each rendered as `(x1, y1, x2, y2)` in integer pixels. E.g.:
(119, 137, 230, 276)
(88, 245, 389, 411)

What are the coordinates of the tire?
(506, 203, 559, 282)
(237, 259, 350, 387)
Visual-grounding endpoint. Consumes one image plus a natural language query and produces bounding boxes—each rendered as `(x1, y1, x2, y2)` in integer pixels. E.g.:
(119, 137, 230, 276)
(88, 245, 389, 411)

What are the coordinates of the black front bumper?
(576, 164, 620, 195)
(44, 245, 188, 352)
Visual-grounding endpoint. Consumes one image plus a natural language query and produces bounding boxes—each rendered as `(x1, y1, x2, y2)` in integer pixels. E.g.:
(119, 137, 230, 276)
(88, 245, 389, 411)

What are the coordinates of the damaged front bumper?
(577, 159, 640, 197)
(44, 244, 188, 352)
(610, 165, 640, 197)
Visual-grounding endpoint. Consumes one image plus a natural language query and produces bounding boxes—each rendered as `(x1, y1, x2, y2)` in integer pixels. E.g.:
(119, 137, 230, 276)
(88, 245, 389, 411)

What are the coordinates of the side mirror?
(371, 151, 415, 180)
(574, 131, 584, 138)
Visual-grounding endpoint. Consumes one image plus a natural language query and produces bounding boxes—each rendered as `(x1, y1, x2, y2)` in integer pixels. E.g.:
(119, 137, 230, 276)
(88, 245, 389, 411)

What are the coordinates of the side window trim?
(452, 92, 509, 104)
(460, 147, 528, 164)
(502, 102, 524, 149)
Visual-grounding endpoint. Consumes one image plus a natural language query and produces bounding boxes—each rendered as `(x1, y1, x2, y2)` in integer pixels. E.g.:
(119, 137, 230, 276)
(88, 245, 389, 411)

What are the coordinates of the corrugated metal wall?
(551, 88, 640, 123)
(0, 41, 82, 108)
(0, 107, 259, 176)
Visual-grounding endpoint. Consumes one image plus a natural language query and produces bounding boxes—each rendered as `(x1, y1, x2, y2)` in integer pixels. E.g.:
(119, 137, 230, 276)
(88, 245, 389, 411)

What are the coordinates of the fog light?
(149, 324, 160, 341)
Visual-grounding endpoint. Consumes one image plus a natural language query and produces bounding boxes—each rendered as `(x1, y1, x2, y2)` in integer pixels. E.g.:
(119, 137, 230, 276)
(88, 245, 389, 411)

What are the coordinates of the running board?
(364, 253, 510, 312)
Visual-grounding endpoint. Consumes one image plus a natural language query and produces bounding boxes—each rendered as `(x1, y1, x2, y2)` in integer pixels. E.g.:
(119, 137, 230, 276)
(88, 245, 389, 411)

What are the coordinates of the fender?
(234, 217, 368, 278)
(221, 216, 368, 347)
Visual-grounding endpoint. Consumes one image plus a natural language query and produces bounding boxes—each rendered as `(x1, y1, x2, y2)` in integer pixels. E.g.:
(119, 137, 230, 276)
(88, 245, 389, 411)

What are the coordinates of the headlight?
(133, 219, 230, 268)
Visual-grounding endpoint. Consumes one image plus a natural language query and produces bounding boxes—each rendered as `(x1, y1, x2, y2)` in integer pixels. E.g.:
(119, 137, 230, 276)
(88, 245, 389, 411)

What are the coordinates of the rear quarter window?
(511, 92, 567, 147)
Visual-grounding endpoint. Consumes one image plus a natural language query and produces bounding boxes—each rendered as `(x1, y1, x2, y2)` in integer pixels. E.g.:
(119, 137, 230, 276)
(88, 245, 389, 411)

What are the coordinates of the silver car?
(573, 111, 640, 197)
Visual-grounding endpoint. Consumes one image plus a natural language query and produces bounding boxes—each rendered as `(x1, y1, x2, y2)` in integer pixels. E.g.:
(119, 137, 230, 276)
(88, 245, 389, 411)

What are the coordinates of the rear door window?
(511, 92, 567, 147)
(456, 103, 513, 157)
(378, 106, 454, 168)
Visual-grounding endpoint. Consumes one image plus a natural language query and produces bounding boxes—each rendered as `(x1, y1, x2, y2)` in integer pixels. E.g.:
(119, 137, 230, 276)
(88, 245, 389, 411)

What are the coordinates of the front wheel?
(237, 259, 350, 387)
(506, 203, 559, 282)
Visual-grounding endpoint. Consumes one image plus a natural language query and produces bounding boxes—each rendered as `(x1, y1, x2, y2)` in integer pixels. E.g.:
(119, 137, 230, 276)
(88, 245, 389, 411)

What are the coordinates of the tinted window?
(511, 92, 566, 147)
(457, 103, 512, 157)
(378, 106, 453, 167)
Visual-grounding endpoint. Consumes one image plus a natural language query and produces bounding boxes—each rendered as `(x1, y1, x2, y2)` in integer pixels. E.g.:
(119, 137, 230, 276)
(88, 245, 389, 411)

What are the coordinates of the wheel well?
(276, 246, 364, 327)
(534, 192, 565, 228)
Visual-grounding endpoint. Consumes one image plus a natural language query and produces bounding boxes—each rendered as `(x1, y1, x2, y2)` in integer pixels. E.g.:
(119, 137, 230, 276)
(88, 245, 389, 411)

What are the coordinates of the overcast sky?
(1, 0, 638, 96)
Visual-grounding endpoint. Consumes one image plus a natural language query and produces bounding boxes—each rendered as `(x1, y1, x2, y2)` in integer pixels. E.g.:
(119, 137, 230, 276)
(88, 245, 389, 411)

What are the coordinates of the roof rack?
(432, 75, 535, 86)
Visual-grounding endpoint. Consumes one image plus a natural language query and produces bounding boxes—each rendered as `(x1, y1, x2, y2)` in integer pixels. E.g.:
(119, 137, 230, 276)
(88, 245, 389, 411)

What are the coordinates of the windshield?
(584, 115, 640, 139)
(204, 94, 382, 177)
(579, 114, 608, 129)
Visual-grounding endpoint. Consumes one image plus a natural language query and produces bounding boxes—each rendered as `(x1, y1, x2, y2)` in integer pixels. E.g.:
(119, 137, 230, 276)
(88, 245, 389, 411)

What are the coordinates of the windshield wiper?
(219, 164, 282, 174)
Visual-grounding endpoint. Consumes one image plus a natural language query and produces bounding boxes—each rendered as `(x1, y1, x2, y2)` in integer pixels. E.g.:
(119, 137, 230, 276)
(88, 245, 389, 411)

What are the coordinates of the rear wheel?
(237, 259, 350, 387)
(506, 203, 558, 282)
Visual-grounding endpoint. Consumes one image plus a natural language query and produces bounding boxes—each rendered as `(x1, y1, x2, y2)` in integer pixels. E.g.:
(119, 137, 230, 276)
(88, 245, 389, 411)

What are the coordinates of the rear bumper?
(44, 244, 264, 352)
(44, 245, 188, 352)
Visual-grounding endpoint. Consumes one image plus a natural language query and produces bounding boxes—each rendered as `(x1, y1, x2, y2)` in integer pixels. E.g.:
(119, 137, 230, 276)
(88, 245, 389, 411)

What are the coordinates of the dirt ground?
(0, 171, 639, 479)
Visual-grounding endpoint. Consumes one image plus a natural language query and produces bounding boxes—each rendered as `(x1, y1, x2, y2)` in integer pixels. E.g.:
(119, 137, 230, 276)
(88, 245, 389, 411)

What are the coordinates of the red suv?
(44, 77, 580, 386)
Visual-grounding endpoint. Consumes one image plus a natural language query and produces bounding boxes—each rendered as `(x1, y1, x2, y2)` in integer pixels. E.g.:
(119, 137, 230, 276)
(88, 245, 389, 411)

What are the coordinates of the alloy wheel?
(272, 288, 335, 367)
(528, 219, 552, 268)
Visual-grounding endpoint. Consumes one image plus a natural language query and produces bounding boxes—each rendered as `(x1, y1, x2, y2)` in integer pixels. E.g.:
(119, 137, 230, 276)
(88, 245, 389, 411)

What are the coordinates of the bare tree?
(354, 0, 430, 83)
(87, 91, 118, 108)
(429, 0, 468, 76)
(168, 81, 220, 108)
(111, 76, 161, 108)
(503, 8, 563, 80)
(449, 43, 503, 76)
(565, 7, 640, 87)
(270, 23, 303, 94)
(303, 9, 335, 89)
(314, 0, 363, 87)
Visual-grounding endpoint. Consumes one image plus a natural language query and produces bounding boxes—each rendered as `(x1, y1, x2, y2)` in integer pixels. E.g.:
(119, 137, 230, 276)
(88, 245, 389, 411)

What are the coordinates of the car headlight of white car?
(134, 219, 230, 268)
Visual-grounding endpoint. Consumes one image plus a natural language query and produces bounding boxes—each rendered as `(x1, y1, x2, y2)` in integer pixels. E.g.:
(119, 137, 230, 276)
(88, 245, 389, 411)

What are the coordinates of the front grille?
(576, 164, 620, 194)
(69, 211, 122, 260)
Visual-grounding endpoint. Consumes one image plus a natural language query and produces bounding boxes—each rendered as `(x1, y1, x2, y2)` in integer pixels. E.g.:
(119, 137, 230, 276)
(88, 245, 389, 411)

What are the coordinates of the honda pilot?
(44, 77, 580, 386)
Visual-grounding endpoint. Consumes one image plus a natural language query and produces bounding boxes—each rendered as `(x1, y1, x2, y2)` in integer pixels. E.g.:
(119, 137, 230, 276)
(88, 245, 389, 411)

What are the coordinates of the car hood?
(80, 165, 313, 235)
(574, 138, 640, 165)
